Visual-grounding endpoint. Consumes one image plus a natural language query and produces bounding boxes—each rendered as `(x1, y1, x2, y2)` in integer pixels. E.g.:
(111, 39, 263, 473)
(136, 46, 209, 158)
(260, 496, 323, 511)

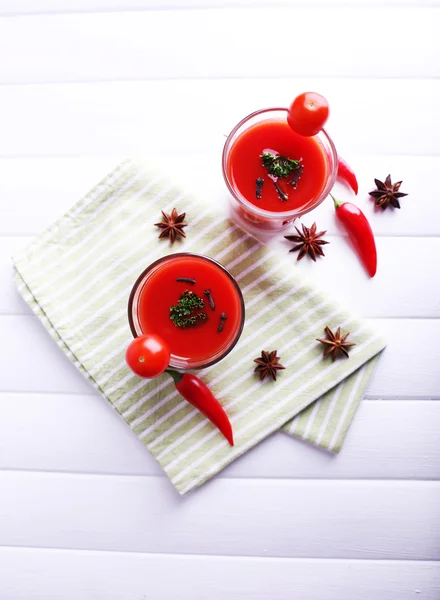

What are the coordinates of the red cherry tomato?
(287, 92, 329, 137)
(125, 334, 170, 378)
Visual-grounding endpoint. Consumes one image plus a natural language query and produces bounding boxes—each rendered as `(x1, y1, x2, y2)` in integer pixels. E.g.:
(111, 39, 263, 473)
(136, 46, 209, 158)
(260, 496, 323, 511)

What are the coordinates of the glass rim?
(222, 106, 338, 220)
(127, 252, 246, 370)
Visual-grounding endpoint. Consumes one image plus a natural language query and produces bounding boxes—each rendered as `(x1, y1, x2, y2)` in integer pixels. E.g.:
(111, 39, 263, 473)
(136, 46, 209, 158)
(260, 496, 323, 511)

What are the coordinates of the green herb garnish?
(170, 290, 207, 328)
(260, 152, 301, 179)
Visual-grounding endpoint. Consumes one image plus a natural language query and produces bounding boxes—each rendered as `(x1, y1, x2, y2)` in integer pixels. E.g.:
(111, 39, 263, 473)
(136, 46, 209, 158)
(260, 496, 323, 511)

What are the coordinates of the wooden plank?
(367, 318, 440, 399)
(302, 154, 433, 237)
(0, 4, 436, 598)
(0, 315, 93, 394)
(0, 471, 439, 558)
(1, 0, 436, 16)
(0, 9, 437, 82)
(0, 157, 122, 235)
(0, 548, 439, 600)
(0, 315, 437, 397)
(270, 236, 440, 319)
(0, 155, 433, 237)
(0, 237, 30, 315)
(0, 79, 437, 157)
(3, 234, 440, 318)
(0, 394, 439, 480)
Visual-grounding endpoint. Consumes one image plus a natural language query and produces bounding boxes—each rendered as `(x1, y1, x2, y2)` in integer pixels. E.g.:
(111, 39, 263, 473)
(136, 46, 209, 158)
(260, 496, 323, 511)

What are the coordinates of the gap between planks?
(1, 471, 439, 483)
(1, 390, 437, 400)
(1, 468, 439, 482)
(1, 0, 438, 17)
(0, 545, 439, 564)
(3, 233, 440, 239)
(1, 75, 439, 86)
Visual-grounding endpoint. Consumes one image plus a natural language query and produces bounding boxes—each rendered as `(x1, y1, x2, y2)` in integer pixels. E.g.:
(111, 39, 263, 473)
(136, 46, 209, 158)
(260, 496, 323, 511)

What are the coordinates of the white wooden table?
(0, 2, 439, 598)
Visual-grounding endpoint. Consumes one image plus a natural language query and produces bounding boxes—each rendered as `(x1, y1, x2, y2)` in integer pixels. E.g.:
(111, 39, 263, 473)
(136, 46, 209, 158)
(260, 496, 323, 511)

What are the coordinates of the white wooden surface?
(0, 2, 439, 599)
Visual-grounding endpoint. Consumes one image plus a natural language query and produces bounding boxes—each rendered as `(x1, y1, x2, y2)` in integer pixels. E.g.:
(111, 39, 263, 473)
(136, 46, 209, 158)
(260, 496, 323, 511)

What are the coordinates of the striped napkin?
(13, 159, 386, 494)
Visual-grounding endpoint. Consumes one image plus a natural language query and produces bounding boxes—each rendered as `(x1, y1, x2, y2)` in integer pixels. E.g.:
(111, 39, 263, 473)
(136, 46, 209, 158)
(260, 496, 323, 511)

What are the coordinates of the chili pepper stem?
(165, 368, 184, 384)
(330, 193, 343, 209)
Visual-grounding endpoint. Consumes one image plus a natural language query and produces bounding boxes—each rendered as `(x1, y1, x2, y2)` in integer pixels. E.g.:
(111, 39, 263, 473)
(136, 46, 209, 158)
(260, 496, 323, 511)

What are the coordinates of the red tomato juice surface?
(136, 255, 243, 363)
(227, 119, 327, 213)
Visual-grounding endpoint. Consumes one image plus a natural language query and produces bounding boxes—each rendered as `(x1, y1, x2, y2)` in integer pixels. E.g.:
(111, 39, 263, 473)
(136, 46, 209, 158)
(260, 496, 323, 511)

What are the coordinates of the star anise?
(369, 175, 407, 210)
(284, 223, 329, 261)
(154, 208, 187, 244)
(316, 326, 356, 361)
(253, 350, 285, 381)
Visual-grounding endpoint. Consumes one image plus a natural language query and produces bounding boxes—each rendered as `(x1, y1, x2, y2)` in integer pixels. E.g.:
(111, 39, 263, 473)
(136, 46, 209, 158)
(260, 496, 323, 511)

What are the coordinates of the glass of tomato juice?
(128, 253, 245, 370)
(222, 107, 338, 231)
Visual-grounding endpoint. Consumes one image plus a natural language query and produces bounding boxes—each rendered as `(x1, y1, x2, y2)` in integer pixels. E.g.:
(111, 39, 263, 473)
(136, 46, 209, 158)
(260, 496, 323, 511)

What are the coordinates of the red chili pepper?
(331, 194, 377, 278)
(167, 370, 234, 446)
(337, 156, 358, 195)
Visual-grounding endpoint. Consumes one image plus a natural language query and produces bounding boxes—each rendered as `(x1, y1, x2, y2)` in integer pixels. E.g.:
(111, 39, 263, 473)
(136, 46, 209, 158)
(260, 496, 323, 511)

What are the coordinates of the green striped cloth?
(13, 159, 386, 495)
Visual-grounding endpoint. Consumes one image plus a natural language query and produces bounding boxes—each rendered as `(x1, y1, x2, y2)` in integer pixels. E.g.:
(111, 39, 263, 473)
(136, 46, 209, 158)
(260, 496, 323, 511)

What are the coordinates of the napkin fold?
(14, 159, 386, 494)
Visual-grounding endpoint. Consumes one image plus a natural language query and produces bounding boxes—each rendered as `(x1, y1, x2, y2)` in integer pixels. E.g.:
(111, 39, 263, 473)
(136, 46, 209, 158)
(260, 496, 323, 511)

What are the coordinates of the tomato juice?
(227, 119, 327, 213)
(222, 108, 338, 231)
(128, 254, 245, 369)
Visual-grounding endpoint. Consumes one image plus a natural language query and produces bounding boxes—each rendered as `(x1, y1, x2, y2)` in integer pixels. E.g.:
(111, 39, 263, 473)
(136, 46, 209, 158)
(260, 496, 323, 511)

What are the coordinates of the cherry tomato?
(287, 92, 329, 137)
(125, 334, 170, 378)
